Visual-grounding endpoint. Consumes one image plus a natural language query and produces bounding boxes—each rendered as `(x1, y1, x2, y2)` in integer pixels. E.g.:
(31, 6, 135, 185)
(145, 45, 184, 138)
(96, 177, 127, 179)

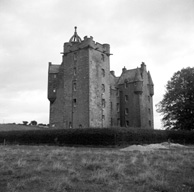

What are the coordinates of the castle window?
(149, 120, 151, 127)
(125, 108, 129, 115)
(117, 103, 120, 112)
(102, 99, 106, 108)
(73, 52, 77, 61)
(69, 122, 72, 128)
(102, 115, 105, 120)
(125, 95, 128, 102)
(53, 89, 56, 93)
(102, 69, 105, 77)
(73, 82, 77, 91)
(73, 67, 77, 75)
(102, 84, 105, 93)
(73, 99, 77, 107)
(101, 54, 105, 61)
(117, 118, 120, 126)
(125, 81, 128, 88)
(53, 74, 57, 78)
(148, 108, 151, 114)
(126, 120, 129, 127)
(79, 124, 82, 128)
(116, 88, 119, 96)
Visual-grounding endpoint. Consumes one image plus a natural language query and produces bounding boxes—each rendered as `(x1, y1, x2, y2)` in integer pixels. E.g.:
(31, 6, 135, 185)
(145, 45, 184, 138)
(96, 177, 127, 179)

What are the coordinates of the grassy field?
(0, 145, 194, 192)
(0, 124, 44, 132)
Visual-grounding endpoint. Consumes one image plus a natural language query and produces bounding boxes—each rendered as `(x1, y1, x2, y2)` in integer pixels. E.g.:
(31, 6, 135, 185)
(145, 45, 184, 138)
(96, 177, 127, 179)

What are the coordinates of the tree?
(156, 67, 194, 130)
(22, 121, 28, 125)
(30, 120, 37, 126)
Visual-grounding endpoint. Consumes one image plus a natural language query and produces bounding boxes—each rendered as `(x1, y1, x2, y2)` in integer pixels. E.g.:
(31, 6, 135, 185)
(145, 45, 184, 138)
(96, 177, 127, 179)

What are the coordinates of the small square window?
(53, 74, 57, 78)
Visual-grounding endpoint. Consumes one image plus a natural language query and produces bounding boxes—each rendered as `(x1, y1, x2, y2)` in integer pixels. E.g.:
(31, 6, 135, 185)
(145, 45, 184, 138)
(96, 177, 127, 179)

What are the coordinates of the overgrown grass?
(0, 145, 194, 192)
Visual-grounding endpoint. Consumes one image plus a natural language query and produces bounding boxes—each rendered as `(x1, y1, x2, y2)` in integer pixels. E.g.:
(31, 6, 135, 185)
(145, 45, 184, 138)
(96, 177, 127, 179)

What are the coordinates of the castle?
(48, 27, 154, 129)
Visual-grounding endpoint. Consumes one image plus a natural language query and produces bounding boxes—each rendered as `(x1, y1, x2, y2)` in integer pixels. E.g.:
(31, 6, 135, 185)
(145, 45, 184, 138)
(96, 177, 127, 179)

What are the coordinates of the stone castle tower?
(48, 27, 154, 129)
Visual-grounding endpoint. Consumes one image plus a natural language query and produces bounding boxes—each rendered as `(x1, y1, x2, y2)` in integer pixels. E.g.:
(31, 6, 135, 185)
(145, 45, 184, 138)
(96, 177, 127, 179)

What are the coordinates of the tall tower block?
(48, 27, 111, 128)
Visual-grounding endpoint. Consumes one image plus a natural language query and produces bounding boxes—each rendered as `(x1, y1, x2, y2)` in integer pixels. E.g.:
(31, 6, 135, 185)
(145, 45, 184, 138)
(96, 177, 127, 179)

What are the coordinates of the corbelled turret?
(148, 71, 154, 96)
(134, 68, 143, 94)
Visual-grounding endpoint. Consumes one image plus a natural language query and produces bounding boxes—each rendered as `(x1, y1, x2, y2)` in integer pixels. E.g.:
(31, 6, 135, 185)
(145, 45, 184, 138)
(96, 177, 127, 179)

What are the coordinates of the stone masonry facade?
(48, 27, 154, 129)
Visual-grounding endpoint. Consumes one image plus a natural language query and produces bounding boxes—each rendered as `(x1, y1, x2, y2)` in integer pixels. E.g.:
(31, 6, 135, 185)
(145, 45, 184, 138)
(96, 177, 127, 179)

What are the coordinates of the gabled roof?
(49, 65, 60, 73)
(117, 68, 140, 85)
(110, 72, 119, 89)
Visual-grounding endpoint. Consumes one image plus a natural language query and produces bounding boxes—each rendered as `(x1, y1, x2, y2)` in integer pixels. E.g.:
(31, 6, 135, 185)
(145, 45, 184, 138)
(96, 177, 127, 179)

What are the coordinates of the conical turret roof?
(148, 71, 154, 85)
(134, 68, 143, 82)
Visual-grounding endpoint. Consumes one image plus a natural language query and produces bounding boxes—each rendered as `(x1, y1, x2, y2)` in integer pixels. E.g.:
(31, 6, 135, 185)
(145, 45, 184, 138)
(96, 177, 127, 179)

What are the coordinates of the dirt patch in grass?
(120, 142, 193, 152)
(0, 145, 194, 192)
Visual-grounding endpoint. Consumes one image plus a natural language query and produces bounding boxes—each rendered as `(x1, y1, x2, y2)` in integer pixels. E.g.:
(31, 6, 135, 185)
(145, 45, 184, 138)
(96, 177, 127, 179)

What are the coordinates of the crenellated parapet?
(63, 36, 110, 55)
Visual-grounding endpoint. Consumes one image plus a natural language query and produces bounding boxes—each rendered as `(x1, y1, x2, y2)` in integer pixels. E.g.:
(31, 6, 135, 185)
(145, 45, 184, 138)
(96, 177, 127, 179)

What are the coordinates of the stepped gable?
(117, 68, 138, 85)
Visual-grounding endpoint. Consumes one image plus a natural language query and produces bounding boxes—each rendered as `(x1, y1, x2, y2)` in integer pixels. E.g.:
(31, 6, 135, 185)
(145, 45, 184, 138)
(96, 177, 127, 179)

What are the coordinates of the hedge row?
(0, 127, 193, 146)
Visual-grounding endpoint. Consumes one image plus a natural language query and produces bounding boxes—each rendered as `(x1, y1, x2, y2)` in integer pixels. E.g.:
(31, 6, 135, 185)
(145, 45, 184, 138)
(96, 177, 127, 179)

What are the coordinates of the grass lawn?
(0, 124, 44, 132)
(0, 145, 194, 192)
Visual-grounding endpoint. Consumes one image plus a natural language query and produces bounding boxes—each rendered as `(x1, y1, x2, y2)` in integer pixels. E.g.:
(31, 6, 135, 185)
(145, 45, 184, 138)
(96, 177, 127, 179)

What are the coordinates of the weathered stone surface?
(48, 29, 154, 129)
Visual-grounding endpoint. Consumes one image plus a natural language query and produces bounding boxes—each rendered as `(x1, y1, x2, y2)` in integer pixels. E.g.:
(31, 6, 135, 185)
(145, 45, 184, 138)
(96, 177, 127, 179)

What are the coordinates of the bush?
(0, 127, 193, 146)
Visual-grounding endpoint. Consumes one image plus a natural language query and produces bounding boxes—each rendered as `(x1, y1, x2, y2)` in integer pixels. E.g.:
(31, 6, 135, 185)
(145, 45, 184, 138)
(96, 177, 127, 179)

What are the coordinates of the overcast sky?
(0, 0, 194, 128)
